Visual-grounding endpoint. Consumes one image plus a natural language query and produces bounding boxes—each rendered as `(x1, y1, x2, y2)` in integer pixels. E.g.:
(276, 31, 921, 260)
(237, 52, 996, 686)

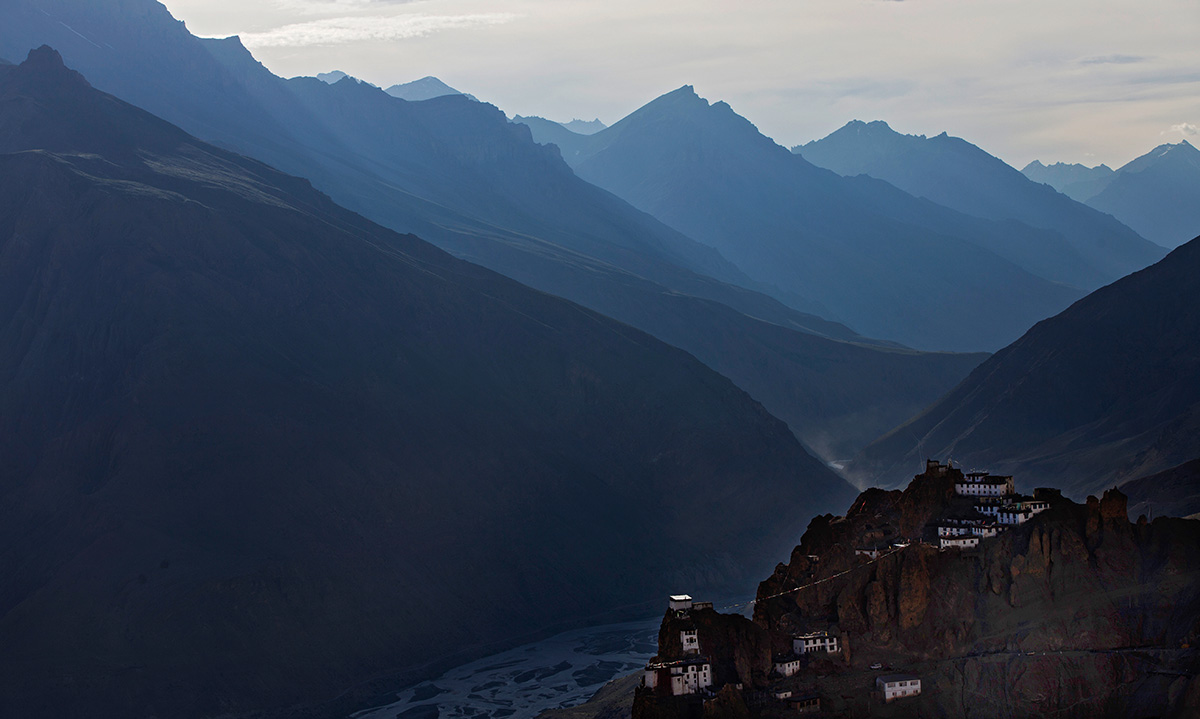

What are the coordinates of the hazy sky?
(161, 0, 1199, 168)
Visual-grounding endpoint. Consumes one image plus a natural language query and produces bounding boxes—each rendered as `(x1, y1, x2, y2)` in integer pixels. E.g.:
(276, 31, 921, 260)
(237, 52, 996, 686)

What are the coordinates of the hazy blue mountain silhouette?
(1021, 159, 1115, 202)
(0, 47, 857, 718)
(317, 69, 348, 83)
(556, 87, 1084, 351)
(0, 0, 988, 459)
(385, 75, 472, 101)
(1086, 141, 1200, 249)
(512, 114, 591, 159)
(561, 117, 607, 134)
(857, 234, 1200, 496)
(798, 120, 1164, 289)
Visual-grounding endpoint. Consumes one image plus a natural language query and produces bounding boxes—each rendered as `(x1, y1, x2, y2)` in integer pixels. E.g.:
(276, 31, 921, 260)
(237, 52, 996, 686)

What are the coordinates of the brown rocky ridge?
(630, 461, 1200, 718)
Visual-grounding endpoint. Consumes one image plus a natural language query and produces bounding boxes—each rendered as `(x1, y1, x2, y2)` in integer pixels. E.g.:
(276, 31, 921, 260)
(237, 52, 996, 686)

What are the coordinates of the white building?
(681, 629, 700, 655)
(937, 518, 999, 539)
(998, 507, 1034, 525)
(954, 472, 1015, 498)
(855, 547, 881, 559)
(939, 536, 979, 550)
(774, 655, 801, 677)
(876, 674, 921, 702)
(668, 595, 693, 612)
(936, 524, 973, 537)
(643, 658, 713, 696)
(794, 631, 840, 655)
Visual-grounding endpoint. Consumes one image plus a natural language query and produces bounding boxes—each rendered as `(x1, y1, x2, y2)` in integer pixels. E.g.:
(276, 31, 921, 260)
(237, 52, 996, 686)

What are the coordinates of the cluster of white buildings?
(935, 465, 1053, 549)
(770, 631, 840, 679)
(643, 595, 714, 696)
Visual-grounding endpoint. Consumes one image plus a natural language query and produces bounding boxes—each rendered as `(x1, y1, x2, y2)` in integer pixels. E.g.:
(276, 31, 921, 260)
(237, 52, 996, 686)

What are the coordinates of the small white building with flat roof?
(794, 631, 840, 655)
(876, 674, 921, 702)
(940, 536, 979, 550)
(668, 595, 693, 611)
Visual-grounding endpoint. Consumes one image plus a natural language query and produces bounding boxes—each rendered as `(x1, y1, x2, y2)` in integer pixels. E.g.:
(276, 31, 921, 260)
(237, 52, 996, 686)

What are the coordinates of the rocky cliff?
(634, 463, 1200, 718)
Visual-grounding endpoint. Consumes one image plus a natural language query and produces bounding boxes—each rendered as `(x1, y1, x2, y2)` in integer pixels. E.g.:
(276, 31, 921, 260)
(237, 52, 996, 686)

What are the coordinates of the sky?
(160, 0, 1200, 169)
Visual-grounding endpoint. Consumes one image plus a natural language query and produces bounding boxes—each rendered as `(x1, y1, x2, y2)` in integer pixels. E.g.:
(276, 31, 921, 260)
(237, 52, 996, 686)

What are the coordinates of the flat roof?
(877, 673, 920, 683)
(669, 594, 692, 601)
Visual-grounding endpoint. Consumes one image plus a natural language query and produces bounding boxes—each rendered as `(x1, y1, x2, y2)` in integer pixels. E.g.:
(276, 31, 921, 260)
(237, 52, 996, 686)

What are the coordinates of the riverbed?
(352, 618, 660, 719)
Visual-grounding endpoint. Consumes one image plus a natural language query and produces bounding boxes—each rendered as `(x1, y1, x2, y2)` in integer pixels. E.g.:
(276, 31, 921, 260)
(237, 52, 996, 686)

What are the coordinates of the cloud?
(239, 12, 518, 47)
(1080, 54, 1147, 65)
(1166, 122, 1199, 137)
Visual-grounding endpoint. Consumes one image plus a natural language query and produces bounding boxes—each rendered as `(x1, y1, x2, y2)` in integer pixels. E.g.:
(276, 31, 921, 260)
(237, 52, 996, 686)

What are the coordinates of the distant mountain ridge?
(547, 86, 1084, 351)
(316, 69, 347, 83)
(797, 119, 1164, 290)
(0, 46, 856, 718)
(1024, 140, 1200, 248)
(384, 75, 473, 101)
(857, 234, 1200, 497)
(1021, 159, 1115, 201)
(1086, 140, 1200, 248)
(561, 117, 607, 134)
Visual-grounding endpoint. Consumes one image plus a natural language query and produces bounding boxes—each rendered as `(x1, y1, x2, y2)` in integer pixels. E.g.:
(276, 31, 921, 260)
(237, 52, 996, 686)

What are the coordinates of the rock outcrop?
(636, 463, 1200, 718)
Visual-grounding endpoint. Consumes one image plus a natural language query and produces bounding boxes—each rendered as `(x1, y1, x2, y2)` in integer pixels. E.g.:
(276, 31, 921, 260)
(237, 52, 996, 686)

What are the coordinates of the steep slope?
(0, 48, 859, 718)
(798, 120, 1164, 288)
(385, 75, 469, 101)
(0, 0, 990, 460)
(857, 235, 1200, 496)
(1121, 459, 1200, 521)
(1087, 141, 1200, 249)
(1022, 159, 1116, 202)
(565, 87, 1083, 351)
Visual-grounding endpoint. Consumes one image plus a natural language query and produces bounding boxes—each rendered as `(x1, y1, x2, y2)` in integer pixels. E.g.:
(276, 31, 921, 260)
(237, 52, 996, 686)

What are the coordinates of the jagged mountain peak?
(17, 44, 87, 86)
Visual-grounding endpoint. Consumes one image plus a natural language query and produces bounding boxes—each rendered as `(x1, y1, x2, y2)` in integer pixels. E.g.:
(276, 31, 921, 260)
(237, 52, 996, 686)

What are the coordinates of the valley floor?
(354, 619, 660, 719)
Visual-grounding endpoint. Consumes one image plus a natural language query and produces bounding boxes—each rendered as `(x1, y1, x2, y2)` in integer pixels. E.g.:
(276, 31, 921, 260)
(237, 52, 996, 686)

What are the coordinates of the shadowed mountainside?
(797, 120, 1164, 289)
(0, 0, 988, 460)
(0, 48, 858, 718)
(856, 235, 1200, 497)
(1121, 458, 1200, 521)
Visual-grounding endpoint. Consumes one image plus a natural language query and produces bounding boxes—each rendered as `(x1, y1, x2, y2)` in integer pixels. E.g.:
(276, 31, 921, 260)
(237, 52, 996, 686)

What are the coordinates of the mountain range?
(1021, 159, 1115, 202)
(0, 0, 988, 461)
(0, 47, 858, 718)
(856, 233, 1200, 497)
(525, 87, 1092, 351)
(1085, 141, 1200, 249)
(797, 120, 1164, 290)
(1024, 141, 1200, 249)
